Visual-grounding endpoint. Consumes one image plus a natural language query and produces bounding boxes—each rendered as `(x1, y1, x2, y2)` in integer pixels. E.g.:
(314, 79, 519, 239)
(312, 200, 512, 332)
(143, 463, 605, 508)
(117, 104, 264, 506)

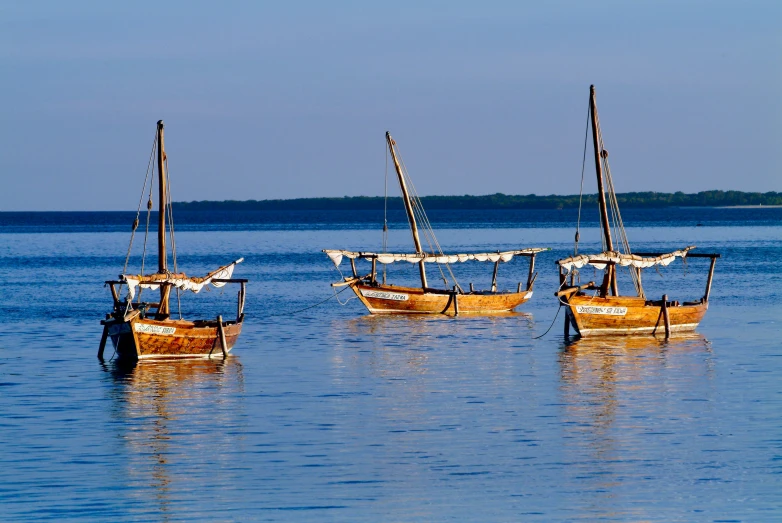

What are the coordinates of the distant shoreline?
(172, 191, 782, 212)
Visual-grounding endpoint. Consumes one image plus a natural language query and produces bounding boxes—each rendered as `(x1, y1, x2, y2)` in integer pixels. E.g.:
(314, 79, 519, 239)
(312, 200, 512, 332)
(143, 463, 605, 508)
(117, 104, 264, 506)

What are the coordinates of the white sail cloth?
(557, 247, 695, 272)
(122, 258, 243, 299)
(324, 249, 548, 267)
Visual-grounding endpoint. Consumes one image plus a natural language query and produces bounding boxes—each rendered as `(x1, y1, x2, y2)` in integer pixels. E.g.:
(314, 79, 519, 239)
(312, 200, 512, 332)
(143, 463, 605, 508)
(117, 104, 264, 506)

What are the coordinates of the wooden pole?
(109, 284, 120, 306)
(589, 86, 618, 297)
(526, 254, 536, 290)
(661, 294, 670, 338)
(704, 256, 717, 302)
(216, 315, 228, 358)
(387, 132, 428, 289)
(452, 286, 459, 316)
(156, 120, 171, 317)
(491, 261, 500, 292)
(98, 325, 109, 360)
(371, 258, 377, 284)
(240, 281, 246, 316)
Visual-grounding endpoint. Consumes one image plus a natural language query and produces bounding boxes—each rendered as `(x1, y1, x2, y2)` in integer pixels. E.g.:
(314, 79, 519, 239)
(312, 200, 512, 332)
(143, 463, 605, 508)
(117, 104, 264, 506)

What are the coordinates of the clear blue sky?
(1, 0, 780, 211)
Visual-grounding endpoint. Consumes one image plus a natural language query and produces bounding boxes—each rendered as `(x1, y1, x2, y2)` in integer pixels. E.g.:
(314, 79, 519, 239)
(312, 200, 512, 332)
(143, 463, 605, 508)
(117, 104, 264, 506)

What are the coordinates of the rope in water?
(532, 280, 571, 339)
(263, 285, 353, 317)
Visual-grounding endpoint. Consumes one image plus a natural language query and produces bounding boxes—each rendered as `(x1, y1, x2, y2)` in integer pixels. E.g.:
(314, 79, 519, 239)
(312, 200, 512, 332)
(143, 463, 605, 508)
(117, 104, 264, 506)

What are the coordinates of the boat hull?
(105, 317, 242, 360)
(350, 283, 532, 314)
(564, 294, 708, 336)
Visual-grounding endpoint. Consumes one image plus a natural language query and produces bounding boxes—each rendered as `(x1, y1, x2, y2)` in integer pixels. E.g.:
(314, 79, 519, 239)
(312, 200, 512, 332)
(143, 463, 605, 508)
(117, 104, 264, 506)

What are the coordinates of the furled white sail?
(324, 249, 548, 267)
(122, 258, 243, 299)
(557, 247, 695, 272)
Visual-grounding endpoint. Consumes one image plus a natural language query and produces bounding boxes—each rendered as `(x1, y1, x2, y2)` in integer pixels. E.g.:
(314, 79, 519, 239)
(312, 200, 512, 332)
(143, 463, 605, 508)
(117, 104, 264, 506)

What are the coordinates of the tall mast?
(386, 132, 428, 289)
(589, 85, 618, 296)
(156, 120, 171, 316)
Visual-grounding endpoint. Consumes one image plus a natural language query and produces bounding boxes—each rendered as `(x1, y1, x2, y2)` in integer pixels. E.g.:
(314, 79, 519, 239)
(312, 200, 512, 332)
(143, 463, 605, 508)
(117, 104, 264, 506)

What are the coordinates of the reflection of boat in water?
(103, 358, 245, 514)
(562, 331, 712, 354)
(107, 357, 243, 387)
(559, 332, 713, 433)
(328, 313, 536, 383)
(558, 332, 713, 499)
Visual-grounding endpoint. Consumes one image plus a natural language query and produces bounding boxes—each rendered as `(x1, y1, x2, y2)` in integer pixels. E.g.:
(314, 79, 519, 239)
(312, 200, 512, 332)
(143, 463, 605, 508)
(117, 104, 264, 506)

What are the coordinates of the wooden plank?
(526, 254, 536, 289)
(217, 315, 228, 358)
(491, 261, 499, 292)
(704, 257, 717, 302)
(555, 281, 595, 297)
(633, 252, 720, 258)
(98, 325, 109, 360)
(662, 294, 671, 338)
(109, 284, 119, 305)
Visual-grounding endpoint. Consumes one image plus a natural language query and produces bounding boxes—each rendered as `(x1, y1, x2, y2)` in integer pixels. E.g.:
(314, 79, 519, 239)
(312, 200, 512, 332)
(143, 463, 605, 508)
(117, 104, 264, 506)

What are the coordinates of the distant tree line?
(173, 191, 782, 211)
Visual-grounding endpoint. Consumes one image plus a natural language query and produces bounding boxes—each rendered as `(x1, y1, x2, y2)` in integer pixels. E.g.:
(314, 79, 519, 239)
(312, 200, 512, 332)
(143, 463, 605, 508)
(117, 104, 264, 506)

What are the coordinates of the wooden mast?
(156, 120, 171, 317)
(589, 85, 618, 296)
(386, 131, 428, 289)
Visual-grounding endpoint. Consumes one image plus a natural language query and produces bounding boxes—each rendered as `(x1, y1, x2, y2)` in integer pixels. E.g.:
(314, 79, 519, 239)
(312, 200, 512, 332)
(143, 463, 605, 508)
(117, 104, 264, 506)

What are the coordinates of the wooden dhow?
(325, 132, 547, 315)
(555, 86, 719, 337)
(99, 121, 247, 360)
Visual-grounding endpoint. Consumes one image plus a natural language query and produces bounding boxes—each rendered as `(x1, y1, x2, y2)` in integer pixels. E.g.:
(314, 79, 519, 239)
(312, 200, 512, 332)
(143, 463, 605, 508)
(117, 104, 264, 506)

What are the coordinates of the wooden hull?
(104, 316, 242, 360)
(350, 282, 532, 314)
(564, 294, 708, 336)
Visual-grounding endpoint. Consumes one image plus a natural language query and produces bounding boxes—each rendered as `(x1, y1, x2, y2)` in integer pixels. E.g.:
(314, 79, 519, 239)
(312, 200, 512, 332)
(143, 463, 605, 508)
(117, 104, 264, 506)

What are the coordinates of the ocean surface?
(0, 208, 780, 522)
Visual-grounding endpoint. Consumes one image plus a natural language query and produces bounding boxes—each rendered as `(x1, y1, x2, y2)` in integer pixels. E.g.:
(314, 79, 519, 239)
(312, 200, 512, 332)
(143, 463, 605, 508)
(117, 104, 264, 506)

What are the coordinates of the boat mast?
(386, 132, 428, 289)
(156, 120, 171, 316)
(589, 85, 618, 296)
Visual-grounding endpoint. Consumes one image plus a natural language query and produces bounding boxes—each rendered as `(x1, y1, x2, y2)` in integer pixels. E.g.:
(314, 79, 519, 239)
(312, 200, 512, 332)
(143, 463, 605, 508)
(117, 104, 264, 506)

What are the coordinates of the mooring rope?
(263, 285, 353, 317)
(532, 304, 562, 340)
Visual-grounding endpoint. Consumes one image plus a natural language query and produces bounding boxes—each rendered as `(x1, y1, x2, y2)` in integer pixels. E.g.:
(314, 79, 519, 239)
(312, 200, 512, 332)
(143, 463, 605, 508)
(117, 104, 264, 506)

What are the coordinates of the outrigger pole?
(386, 131, 428, 289)
(589, 85, 618, 297)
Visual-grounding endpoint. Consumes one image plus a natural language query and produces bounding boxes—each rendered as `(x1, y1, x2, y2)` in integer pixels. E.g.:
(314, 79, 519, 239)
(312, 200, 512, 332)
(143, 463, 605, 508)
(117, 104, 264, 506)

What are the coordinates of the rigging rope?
(393, 141, 461, 289)
(136, 135, 158, 302)
(164, 155, 183, 318)
(574, 102, 590, 258)
(121, 134, 158, 300)
(592, 101, 644, 298)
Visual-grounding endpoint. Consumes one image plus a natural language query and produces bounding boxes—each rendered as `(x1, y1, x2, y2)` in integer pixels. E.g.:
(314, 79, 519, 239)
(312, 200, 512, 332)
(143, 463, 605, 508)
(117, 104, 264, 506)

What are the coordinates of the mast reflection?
(557, 333, 713, 515)
(103, 358, 245, 518)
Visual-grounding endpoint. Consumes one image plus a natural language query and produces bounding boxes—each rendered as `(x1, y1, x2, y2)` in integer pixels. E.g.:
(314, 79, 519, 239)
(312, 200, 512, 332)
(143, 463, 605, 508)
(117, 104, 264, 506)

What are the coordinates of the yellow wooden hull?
(564, 294, 708, 336)
(350, 282, 532, 315)
(105, 317, 242, 360)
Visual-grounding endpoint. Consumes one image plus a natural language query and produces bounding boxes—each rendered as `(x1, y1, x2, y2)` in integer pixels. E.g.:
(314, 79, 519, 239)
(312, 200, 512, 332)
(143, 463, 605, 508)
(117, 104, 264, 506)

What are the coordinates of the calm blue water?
(0, 209, 780, 521)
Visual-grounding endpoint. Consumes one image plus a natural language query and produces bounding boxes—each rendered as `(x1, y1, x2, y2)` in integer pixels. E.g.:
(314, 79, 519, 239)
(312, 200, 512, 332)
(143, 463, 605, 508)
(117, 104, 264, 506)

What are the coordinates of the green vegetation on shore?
(174, 190, 782, 211)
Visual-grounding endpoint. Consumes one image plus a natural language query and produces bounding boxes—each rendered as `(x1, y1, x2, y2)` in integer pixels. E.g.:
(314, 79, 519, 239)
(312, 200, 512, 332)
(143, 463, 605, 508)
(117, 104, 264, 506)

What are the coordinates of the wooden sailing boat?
(324, 132, 547, 315)
(99, 120, 247, 360)
(555, 86, 719, 337)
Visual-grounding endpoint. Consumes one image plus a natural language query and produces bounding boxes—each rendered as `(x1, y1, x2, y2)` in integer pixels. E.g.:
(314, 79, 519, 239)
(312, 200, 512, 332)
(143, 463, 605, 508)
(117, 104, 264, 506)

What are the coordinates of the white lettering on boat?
(575, 305, 628, 316)
(361, 289, 409, 301)
(134, 323, 177, 335)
